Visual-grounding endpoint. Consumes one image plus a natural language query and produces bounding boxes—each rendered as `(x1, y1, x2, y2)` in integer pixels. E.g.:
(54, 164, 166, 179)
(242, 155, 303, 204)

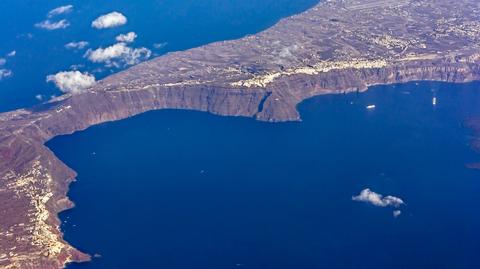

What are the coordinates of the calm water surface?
(48, 81, 480, 269)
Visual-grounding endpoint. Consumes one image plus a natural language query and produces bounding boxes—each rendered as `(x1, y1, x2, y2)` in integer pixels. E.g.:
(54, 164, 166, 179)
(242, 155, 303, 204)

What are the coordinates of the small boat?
(366, 105, 376, 110)
(432, 97, 437, 106)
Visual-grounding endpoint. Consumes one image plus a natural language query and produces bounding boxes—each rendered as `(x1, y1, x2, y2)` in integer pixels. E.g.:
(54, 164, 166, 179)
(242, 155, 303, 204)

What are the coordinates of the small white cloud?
(17, 33, 34, 39)
(35, 19, 70, 30)
(116, 32, 137, 43)
(153, 42, 167, 49)
(352, 188, 404, 208)
(70, 64, 85, 70)
(84, 42, 151, 67)
(0, 69, 13, 80)
(47, 71, 96, 94)
(0, 58, 5, 65)
(84, 43, 127, 63)
(65, 41, 89, 50)
(47, 5, 74, 18)
(91, 67, 105, 73)
(91, 12, 127, 29)
(7, 51, 16, 57)
(393, 210, 402, 218)
(35, 94, 44, 101)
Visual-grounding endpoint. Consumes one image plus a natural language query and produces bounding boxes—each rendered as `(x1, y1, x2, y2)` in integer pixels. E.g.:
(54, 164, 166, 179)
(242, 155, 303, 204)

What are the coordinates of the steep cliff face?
(256, 60, 480, 121)
(1, 0, 480, 268)
(2, 60, 479, 269)
(0, 135, 89, 269)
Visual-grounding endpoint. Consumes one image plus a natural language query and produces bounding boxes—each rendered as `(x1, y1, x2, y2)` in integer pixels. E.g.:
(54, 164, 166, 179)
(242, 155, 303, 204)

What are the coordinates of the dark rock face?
(1, 0, 480, 268)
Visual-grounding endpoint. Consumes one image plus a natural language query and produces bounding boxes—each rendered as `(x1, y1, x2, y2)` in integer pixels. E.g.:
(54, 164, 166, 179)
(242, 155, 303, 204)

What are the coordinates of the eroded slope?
(1, 0, 480, 268)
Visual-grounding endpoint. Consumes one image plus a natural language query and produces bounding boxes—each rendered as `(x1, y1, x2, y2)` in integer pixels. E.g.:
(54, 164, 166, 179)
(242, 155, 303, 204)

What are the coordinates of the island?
(1, 0, 480, 268)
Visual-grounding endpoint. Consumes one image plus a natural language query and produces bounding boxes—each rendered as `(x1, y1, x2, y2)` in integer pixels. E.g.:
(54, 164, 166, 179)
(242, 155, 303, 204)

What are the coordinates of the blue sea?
(3, 1, 480, 269)
(48, 81, 480, 269)
(0, 0, 317, 111)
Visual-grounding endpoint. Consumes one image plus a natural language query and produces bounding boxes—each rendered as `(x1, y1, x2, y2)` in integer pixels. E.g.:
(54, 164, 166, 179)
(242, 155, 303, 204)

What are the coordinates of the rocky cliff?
(1, 0, 480, 268)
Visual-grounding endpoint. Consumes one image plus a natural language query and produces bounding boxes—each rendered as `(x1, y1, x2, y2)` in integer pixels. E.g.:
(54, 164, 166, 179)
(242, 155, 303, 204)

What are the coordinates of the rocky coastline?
(1, 0, 480, 267)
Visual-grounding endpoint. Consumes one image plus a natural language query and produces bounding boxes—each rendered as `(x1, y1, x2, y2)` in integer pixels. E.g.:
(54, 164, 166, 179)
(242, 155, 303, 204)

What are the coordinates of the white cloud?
(17, 33, 33, 39)
(84, 42, 151, 67)
(352, 188, 404, 208)
(47, 71, 96, 94)
(35, 19, 70, 30)
(70, 64, 85, 70)
(153, 42, 167, 49)
(0, 69, 13, 80)
(393, 210, 402, 218)
(47, 5, 74, 18)
(91, 12, 127, 29)
(65, 41, 89, 50)
(116, 32, 137, 43)
(7, 51, 16, 57)
(0, 58, 5, 65)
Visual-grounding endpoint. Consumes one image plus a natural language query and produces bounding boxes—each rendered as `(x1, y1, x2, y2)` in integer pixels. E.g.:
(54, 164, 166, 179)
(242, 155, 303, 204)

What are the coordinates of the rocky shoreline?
(1, 0, 480, 268)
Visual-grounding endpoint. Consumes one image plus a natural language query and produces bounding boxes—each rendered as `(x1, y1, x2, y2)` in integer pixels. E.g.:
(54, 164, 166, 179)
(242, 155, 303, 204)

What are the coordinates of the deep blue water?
(0, 0, 317, 112)
(5, 0, 480, 268)
(48, 81, 480, 269)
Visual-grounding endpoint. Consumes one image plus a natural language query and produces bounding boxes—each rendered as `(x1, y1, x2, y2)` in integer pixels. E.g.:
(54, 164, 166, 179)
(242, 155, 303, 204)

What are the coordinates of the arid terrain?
(1, 0, 480, 268)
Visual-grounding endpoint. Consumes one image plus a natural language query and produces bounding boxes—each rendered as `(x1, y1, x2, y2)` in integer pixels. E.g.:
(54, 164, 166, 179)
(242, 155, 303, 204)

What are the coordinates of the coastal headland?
(1, 0, 480, 268)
